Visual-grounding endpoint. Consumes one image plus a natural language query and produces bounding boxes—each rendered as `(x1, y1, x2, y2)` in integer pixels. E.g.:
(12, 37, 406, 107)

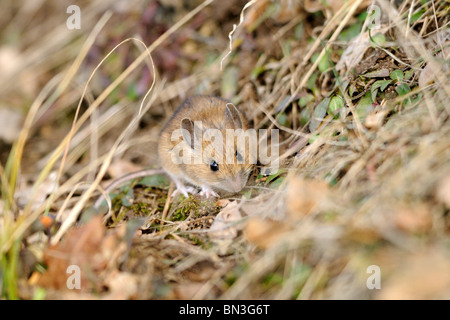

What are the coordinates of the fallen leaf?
(244, 217, 290, 249)
(343, 226, 380, 245)
(243, 0, 269, 30)
(364, 110, 388, 129)
(38, 216, 128, 291)
(394, 203, 433, 233)
(103, 271, 139, 300)
(286, 177, 330, 220)
(215, 199, 231, 207)
(336, 32, 370, 72)
(209, 201, 242, 240)
(363, 68, 390, 78)
(243, 0, 303, 29)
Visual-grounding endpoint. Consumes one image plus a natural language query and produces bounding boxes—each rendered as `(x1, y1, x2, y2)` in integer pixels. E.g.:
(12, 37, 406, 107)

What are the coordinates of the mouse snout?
(229, 175, 243, 193)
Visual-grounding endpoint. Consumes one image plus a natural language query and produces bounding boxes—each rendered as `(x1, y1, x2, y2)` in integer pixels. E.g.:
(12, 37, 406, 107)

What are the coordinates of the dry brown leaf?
(215, 198, 231, 208)
(38, 216, 128, 291)
(209, 201, 243, 240)
(245, 217, 290, 249)
(336, 33, 371, 72)
(344, 226, 380, 245)
(364, 110, 388, 130)
(103, 271, 139, 300)
(394, 203, 433, 233)
(38, 216, 105, 290)
(243, 0, 269, 30)
(243, 0, 302, 29)
(286, 177, 330, 220)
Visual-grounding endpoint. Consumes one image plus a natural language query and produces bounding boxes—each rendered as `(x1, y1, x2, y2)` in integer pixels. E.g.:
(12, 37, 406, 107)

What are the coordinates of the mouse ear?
(181, 118, 201, 150)
(225, 103, 243, 129)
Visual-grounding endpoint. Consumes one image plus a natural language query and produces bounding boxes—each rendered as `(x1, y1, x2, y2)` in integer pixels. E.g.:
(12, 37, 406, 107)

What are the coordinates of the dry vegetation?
(0, 0, 449, 300)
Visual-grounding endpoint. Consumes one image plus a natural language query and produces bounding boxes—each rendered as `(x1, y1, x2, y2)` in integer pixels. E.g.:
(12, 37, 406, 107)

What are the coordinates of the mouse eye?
(210, 160, 219, 172)
(235, 150, 243, 162)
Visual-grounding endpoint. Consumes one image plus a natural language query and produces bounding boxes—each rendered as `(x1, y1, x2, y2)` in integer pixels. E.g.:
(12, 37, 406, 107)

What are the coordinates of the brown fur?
(158, 96, 254, 194)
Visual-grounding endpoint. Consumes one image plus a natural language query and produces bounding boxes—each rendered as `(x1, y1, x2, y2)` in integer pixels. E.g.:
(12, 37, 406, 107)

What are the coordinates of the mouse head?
(179, 103, 255, 193)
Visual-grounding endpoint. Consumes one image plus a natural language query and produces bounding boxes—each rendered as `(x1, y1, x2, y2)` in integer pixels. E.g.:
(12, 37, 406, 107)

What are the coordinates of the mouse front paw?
(172, 185, 198, 198)
(199, 186, 219, 198)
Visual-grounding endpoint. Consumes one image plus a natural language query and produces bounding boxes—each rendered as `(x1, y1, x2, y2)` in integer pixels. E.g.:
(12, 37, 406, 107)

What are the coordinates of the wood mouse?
(158, 95, 255, 198)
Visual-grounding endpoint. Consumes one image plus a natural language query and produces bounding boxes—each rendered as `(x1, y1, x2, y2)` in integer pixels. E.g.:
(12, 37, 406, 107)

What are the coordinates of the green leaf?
(32, 287, 46, 300)
(349, 84, 357, 96)
(372, 79, 392, 92)
(390, 70, 404, 82)
(276, 96, 292, 112)
(312, 52, 330, 73)
(306, 72, 319, 92)
(363, 69, 390, 78)
(338, 22, 362, 41)
(411, 92, 423, 104)
(370, 33, 386, 46)
(396, 83, 411, 96)
(221, 66, 238, 99)
(139, 174, 170, 188)
(327, 96, 344, 117)
(277, 112, 288, 126)
(371, 79, 392, 101)
(410, 9, 425, 24)
(126, 83, 139, 101)
(355, 92, 374, 120)
(404, 69, 414, 80)
(309, 97, 330, 132)
(308, 133, 320, 144)
(250, 66, 266, 80)
(294, 23, 304, 39)
(270, 177, 285, 189)
(121, 187, 135, 207)
(357, 11, 368, 22)
(265, 168, 287, 185)
(300, 108, 311, 126)
(299, 94, 314, 107)
(371, 88, 379, 102)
